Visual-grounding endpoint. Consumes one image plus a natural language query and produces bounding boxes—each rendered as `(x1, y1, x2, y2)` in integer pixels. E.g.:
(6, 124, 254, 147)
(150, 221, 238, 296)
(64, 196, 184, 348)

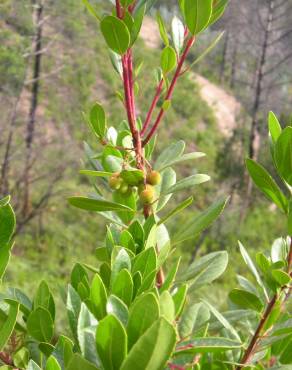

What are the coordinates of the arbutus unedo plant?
(0, 1, 292, 370)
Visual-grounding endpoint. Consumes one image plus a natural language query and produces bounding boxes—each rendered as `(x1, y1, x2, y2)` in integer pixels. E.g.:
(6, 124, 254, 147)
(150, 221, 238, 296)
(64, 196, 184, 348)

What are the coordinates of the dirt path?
(140, 17, 241, 137)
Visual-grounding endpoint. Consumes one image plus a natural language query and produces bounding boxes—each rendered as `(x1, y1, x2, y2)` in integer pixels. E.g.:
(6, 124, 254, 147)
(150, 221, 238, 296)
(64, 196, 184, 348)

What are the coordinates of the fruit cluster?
(109, 170, 161, 205)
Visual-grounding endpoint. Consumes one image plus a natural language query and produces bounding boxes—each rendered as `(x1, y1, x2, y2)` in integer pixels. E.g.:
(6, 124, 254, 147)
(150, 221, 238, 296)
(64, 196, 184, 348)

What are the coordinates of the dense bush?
(0, 1, 292, 369)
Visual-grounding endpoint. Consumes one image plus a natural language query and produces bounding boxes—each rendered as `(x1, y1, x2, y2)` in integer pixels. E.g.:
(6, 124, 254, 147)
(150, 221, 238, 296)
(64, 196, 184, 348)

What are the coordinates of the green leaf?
(274, 127, 292, 186)
(182, 0, 213, 35)
(34, 281, 55, 321)
(203, 300, 241, 341)
(89, 102, 107, 138)
(90, 274, 107, 320)
(177, 251, 228, 288)
(246, 158, 287, 212)
(0, 302, 19, 351)
(289, 201, 292, 235)
(271, 270, 291, 286)
(46, 356, 61, 370)
(163, 174, 210, 195)
(96, 315, 127, 370)
(0, 203, 15, 247)
(160, 46, 177, 74)
(189, 31, 224, 68)
(27, 360, 42, 370)
(130, 5, 145, 45)
(67, 353, 99, 370)
(179, 302, 210, 338)
(77, 303, 99, 367)
(111, 248, 131, 283)
(82, 0, 101, 21)
(27, 307, 54, 342)
(171, 16, 184, 54)
(106, 295, 129, 326)
(100, 16, 130, 55)
(0, 243, 11, 282)
(156, 12, 169, 45)
(229, 289, 264, 312)
(160, 258, 181, 292)
(158, 197, 193, 226)
(13, 347, 29, 369)
(67, 284, 82, 340)
(208, 0, 228, 26)
(132, 247, 157, 279)
(0, 195, 10, 207)
(271, 237, 288, 262)
(156, 168, 176, 212)
(175, 337, 242, 355)
(112, 269, 133, 307)
(155, 141, 185, 171)
(127, 292, 160, 349)
(159, 291, 175, 322)
(68, 197, 132, 213)
(268, 111, 282, 144)
(173, 197, 229, 245)
(238, 241, 269, 300)
(80, 169, 112, 177)
(121, 317, 176, 370)
(172, 284, 188, 317)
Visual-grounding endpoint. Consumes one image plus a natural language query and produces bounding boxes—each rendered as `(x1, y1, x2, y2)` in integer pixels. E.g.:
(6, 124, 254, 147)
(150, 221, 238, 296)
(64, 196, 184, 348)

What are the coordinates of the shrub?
(0, 1, 292, 369)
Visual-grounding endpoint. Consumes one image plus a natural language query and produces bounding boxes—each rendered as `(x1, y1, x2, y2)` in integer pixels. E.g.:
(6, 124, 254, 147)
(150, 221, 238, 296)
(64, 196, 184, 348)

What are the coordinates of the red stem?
(116, 0, 122, 18)
(141, 79, 164, 136)
(142, 36, 195, 146)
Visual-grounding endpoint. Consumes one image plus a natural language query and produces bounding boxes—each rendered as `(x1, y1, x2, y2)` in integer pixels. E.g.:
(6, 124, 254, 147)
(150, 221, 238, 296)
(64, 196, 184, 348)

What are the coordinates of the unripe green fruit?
(140, 185, 155, 205)
(109, 175, 122, 190)
(146, 171, 161, 186)
(119, 183, 129, 194)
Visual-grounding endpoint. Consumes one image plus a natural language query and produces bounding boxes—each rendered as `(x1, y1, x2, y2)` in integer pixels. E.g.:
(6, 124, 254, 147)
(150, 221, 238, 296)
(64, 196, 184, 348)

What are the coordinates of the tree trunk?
(219, 31, 229, 84)
(22, 1, 44, 217)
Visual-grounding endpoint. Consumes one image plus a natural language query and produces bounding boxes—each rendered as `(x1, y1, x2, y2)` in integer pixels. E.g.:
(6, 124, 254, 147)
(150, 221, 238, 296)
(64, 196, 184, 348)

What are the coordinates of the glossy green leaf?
(274, 127, 292, 186)
(173, 197, 229, 245)
(0, 301, 19, 350)
(127, 292, 160, 349)
(156, 168, 176, 211)
(268, 111, 282, 144)
(0, 203, 15, 247)
(239, 241, 269, 300)
(120, 169, 144, 186)
(172, 284, 188, 317)
(112, 269, 133, 307)
(46, 356, 61, 370)
(121, 317, 176, 370)
(159, 291, 175, 322)
(89, 103, 107, 138)
(106, 295, 129, 326)
(96, 314, 127, 370)
(77, 303, 99, 367)
(229, 289, 264, 312)
(246, 159, 287, 212)
(68, 197, 132, 213)
(111, 247, 131, 282)
(27, 307, 54, 342)
(155, 140, 185, 171)
(179, 302, 210, 338)
(100, 16, 130, 55)
(132, 247, 157, 278)
(34, 281, 55, 320)
(156, 12, 169, 45)
(203, 300, 241, 341)
(271, 270, 291, 286)
(90, 274, 107, 320)
(160, 46, 177, 73)
(175, 337, 242, 355)
(27, 360, 42, 370)
(208, 0, 228, 26)
(171, 16, 184, 54)
(79, 170, 112, 178)
(67, 353, 99, 370)
(0, 243, 10, 282)
(177, 251, 228, 288)
(13, 347, 29, 369)
(182, 0, 213, 35)
(67, 284, 82, 339)
(163, 174, 210, 195)
(160, 258, 181, 292)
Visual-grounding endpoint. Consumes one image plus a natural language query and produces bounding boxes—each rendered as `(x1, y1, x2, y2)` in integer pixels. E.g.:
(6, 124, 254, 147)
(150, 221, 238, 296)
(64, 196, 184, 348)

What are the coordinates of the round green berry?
(146, 170, 161, 186)
(139, 185, 155, 205)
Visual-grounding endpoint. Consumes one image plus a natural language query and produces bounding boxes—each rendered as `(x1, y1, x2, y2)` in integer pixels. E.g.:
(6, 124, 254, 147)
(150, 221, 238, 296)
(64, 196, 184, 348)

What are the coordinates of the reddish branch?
(141, 79, 164, 136)
(142, 36, 195, 146)
(236, 236, 292, 369)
